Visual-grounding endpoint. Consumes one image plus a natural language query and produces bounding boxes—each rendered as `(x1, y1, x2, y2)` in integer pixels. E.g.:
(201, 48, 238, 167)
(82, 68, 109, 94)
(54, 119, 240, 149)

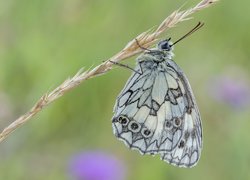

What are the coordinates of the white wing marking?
(151, 103, 166, 142)
(113, 121, 122, 134)
(133, 139, 146, 152)
(190, 151, 198, 164)
(120, 132, 133, 145)
(178, 79, 185, 93)
(176, 97, 185, 114)
(118, 91, 131, 107)
(152, 72, 168, 105)
(120, 101, 138, 118)
(133, 106, 150, 123)
(138, 89, 151, 107)
(165, 101, 172, 120)
(143, 74, 155, 90)
(171, 104, 181, 118)
(166, 73, 178, 89)
(172, 129, 182, 148)
(160, 131, 173, 151)
(144, 115, 157, 131)
(147, 141, 158, 153)
(180, 155, 190, 165)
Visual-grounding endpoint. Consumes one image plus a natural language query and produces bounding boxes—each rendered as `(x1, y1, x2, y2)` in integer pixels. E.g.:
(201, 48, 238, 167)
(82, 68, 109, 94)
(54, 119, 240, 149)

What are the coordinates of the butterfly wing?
(112, 58, 202, 167)
(112, 62, 162, 154)
(160, 59, 202, 168)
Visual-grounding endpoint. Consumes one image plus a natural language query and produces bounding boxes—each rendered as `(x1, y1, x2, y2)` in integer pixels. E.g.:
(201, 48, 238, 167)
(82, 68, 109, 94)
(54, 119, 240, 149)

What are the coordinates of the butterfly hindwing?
(160, 60, 202, 167)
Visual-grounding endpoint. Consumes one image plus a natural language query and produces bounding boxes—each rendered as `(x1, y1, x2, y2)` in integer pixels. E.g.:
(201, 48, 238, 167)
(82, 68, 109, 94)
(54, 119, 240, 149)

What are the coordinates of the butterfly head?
(157, 38, 173, 52)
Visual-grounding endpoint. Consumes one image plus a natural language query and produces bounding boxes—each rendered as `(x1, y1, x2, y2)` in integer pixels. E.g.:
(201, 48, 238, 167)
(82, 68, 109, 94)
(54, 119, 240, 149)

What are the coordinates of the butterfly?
(112, 22, 203, 168)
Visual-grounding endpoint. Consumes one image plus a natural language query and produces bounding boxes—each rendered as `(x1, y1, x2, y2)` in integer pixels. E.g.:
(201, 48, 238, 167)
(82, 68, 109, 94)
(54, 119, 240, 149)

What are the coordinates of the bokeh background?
(0, 0, 250, 179)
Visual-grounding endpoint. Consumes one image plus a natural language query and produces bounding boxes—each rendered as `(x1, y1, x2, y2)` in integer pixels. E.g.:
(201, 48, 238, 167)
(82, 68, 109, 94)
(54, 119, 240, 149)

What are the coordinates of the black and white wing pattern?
(112, 39, 202, 168)
(160, 60, 202, 168)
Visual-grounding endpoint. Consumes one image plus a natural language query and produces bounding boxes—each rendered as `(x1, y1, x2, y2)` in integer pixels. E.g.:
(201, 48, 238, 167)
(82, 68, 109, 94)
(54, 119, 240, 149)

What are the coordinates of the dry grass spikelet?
(0, 0, 218, 143)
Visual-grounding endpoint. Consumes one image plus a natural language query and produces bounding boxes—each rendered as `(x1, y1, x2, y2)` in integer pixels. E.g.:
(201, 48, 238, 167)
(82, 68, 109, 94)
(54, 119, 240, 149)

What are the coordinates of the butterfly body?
(112, 39, 202, 168)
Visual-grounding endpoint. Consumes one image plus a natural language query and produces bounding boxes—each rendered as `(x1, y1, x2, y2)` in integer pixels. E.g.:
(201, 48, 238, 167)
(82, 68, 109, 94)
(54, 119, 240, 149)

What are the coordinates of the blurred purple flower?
(210, 75, 250, 108)
(68, 151, 126, 180)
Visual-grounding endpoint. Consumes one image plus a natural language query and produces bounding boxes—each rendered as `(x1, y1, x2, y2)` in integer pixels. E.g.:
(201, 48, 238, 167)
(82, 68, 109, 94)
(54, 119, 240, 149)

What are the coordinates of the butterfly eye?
(165, 120, 173, 130)
(128, 121, 141, 133)
(173, 117, 182, 128)
(141, 127, 153, 138)
(158, 39, 172, 51)
(118, 115, 129, 126)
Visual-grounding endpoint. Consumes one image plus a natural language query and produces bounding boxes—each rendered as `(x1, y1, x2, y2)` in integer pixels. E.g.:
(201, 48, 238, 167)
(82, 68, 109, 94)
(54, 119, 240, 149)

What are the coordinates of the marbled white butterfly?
(112, 22, 203, 168)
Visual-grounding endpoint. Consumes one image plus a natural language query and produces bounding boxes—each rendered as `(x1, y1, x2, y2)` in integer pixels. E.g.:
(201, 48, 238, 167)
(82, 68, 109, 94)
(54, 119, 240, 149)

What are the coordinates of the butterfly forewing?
(112, 40, 202, 168)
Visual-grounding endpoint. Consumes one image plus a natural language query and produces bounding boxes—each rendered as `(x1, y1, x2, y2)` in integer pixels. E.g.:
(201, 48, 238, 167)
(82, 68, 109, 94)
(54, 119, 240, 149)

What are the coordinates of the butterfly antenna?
(171, 22, 204, 46)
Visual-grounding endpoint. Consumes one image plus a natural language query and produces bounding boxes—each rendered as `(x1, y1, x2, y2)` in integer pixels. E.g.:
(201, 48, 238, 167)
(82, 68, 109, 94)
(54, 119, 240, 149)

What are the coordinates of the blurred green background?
(0, 0, 250, 179)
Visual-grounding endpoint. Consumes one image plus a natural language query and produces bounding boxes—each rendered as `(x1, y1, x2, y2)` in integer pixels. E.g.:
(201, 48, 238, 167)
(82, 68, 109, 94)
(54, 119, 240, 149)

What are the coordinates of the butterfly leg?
(135, 39, 158, 53)
(135, 38, 151, 51)
(109, 60, 142, 75)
